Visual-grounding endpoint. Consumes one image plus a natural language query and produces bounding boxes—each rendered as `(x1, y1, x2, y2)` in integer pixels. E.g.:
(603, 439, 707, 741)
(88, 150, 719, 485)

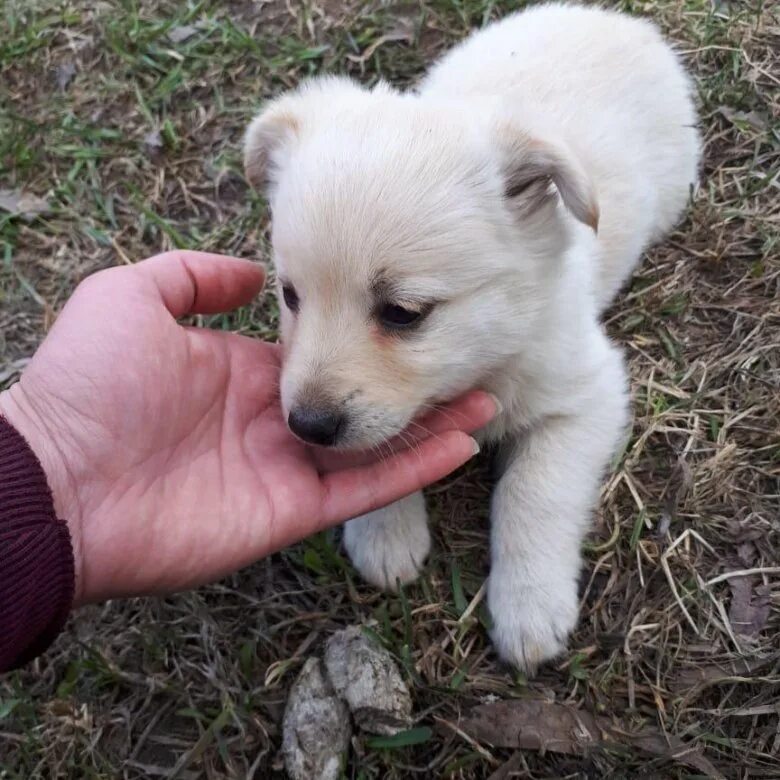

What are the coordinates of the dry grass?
(1, 0, 778, 777)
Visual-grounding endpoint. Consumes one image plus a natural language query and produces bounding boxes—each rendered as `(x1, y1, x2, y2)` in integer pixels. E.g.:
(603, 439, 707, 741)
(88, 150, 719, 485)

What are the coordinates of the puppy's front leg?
(489, 389, 627, 673)
(343, 491, 430, 591)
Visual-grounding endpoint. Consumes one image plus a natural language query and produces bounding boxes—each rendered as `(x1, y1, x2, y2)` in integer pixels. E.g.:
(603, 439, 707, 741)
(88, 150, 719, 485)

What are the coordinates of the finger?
(409, 391, 498, 438)
(320, 431, 480, 525)
(134, 251, 266, 317)
(314, 391, 497, 472)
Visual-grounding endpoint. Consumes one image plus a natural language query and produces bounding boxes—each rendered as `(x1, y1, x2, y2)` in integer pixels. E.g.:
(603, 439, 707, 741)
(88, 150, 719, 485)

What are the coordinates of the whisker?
(397, 428, 424, 461)
(407, 419, 446, 446)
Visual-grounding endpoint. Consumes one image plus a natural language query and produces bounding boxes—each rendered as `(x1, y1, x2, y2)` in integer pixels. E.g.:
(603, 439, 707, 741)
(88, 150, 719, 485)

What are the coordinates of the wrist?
(0, 382, 85, 605)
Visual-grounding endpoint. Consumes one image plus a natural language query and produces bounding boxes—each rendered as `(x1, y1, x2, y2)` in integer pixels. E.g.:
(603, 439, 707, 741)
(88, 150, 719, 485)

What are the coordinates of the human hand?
(0, 252, 495, 606)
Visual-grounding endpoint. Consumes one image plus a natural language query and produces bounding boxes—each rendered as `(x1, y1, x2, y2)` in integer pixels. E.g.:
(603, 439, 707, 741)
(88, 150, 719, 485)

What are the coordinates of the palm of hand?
(22, 270, 332, 601)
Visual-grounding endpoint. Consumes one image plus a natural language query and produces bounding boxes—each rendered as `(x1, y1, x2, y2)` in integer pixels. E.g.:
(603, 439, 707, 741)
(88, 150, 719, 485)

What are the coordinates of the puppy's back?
(421, 3, 700, 307)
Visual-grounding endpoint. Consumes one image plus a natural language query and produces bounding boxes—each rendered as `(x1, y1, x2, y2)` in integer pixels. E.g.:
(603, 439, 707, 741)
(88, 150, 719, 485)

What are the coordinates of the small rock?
(55, 61, 77, 90)
(282, 658, 351, 780)
(167, 22, 204, 44)
(142, 129, 164, 159)
(324, 626, 412, 736)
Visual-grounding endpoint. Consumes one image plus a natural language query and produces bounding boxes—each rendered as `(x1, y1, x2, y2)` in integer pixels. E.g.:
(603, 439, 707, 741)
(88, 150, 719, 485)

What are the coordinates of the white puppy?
(244, 3, 699, 672)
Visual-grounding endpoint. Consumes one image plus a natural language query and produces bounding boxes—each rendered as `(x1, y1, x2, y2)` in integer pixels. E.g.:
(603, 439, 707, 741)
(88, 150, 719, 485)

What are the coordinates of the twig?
(706, 567, 780, 587)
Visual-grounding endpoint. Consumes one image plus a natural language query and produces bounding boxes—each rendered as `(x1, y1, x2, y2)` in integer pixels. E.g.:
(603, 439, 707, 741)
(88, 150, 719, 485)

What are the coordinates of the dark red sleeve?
(0, 417, 75, 672)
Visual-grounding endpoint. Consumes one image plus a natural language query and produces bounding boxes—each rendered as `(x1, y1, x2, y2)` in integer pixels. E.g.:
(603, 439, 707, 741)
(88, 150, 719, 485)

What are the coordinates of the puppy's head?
(245, 77, 598, 448)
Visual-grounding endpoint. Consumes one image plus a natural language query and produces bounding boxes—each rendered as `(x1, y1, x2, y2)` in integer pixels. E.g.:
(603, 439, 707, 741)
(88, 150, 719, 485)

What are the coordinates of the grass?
(1, 0, 779, 777)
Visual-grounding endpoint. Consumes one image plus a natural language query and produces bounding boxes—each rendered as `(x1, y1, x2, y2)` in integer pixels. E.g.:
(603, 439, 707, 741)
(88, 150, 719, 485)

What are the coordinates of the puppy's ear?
(243, 98, 301, 190)
(244, 76, 372, 191)
(497, 127, 599, 232)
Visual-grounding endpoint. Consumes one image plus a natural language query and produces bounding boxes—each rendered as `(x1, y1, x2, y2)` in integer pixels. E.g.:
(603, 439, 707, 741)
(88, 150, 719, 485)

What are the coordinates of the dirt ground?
(1, 0, 778, 777)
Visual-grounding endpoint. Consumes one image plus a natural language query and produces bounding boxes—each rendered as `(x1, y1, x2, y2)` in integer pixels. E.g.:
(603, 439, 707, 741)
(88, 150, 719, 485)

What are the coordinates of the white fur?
(342, 491, 430, 591)
(245, 3, 699, 672)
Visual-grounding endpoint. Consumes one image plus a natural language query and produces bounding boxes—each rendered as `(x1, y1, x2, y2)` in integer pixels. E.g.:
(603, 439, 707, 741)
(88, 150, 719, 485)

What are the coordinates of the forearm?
(0, 414, 75, 672)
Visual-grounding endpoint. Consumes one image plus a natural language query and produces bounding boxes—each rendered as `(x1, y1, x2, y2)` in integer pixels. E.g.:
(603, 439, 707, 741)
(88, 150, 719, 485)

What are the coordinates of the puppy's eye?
(282, 284, 299, 313)
(378, 303, 426, 330)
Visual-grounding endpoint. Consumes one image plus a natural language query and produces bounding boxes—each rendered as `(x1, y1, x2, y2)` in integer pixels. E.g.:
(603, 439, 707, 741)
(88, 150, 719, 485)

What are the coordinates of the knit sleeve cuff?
(0, 416, 75, 672)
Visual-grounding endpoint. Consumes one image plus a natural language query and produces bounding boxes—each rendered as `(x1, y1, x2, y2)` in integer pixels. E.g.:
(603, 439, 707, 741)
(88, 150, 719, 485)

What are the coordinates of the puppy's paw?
(343, 492, 430, 592)
(487, 573, 578, 675)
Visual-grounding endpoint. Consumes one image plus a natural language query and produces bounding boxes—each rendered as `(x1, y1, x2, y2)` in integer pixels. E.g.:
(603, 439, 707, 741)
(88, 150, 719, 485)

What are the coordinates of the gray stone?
(282, 658, 351, 780)
(324, 626, 412, 736)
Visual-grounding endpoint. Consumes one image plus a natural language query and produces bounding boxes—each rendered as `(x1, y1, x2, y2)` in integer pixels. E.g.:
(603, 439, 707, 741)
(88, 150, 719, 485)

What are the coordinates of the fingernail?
(487, 392, 503, 416)
(470, 437, 481, 456)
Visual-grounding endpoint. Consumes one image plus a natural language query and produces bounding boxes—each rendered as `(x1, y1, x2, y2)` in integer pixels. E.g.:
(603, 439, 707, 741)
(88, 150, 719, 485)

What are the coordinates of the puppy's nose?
(288, 406, 343, 446)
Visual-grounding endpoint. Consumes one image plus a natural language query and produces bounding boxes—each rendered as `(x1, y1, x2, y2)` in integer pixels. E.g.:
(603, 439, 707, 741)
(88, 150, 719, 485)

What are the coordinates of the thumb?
(133, 251, 266, 317)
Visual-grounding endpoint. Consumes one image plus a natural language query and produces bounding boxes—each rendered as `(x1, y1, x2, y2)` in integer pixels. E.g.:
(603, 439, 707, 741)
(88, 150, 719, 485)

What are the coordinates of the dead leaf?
(487, 752, 525, 780)
(626, 728, 724, 778)
(456, 699, 723, 779)
(668, 655, 779, 693)
(167, 23, 204, 44)
(0, 189, 51, 219)
(457, 698, 601, 753)
(725, 519, 764, 543)
(735, 541, 756, 566)
(717, 106, 768, 132)
(722, 540, 770, 636)
(55, 61, 77, 90)
(659, 456, 693, 535)
(729, 577, 771, 637)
